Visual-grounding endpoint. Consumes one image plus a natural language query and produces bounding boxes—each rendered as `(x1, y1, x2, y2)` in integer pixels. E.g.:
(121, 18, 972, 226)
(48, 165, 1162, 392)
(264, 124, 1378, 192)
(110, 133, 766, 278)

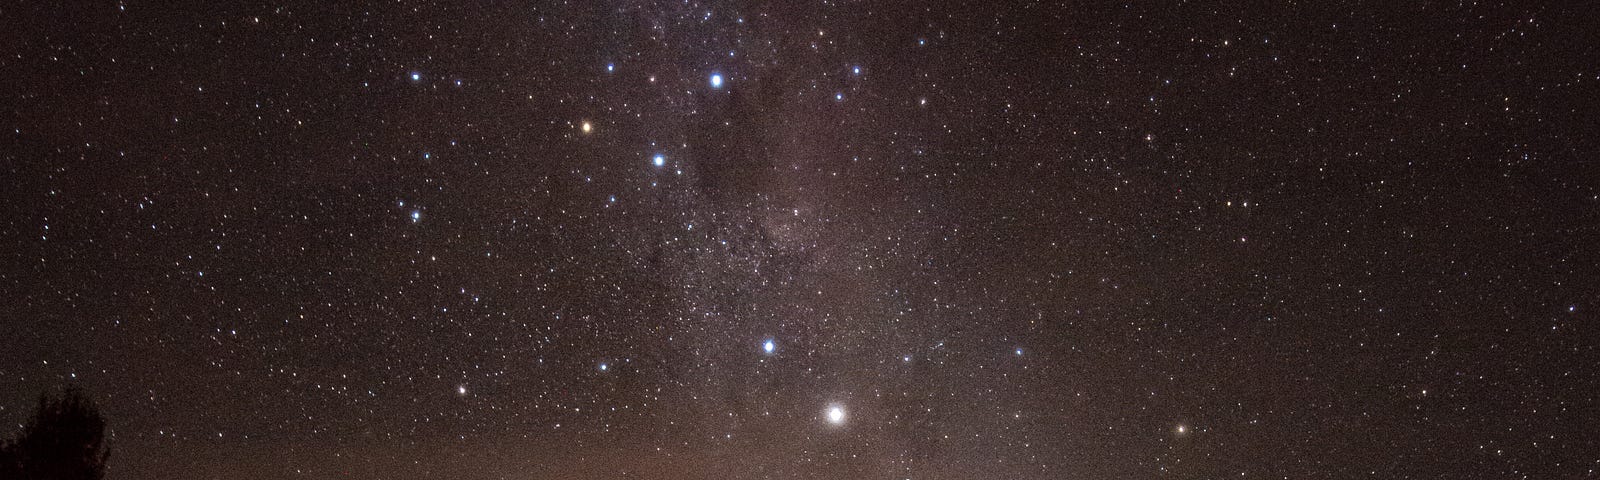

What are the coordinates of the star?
(409, 72, 421, 82)
(598, 362, 609, 372)
(851, 65, 861, 75)
(456, 385, 467, 396)
(1015, 347, 1023, 356)
(826, 404, 846, 425)
(605, 63, 615, 73)
(652, 154, 666, 167)
(580, 121, 593, 134)
(709, 73, 724, 89)
(762, 339, 775, 354)
(410, 210, 421, 223)
(834, 92, 843, 102)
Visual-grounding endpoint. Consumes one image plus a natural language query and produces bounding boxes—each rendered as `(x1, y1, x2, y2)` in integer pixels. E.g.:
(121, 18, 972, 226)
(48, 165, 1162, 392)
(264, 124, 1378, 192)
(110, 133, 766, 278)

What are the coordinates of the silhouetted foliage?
(0, 387, 109, 480)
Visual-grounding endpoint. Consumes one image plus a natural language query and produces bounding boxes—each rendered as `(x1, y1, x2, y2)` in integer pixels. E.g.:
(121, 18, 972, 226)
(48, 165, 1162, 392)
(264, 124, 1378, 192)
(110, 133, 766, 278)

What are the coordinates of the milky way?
(3, 1, 1599, 479)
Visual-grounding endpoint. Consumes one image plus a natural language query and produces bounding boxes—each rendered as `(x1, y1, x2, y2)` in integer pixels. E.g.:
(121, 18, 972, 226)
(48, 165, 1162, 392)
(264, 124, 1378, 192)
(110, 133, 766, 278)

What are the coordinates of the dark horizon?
(4, 1, 1597, 478)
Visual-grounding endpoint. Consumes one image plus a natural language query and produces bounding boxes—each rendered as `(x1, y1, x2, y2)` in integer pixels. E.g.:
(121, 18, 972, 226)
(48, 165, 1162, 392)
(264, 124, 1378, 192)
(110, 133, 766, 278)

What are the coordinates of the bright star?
(606, 63, 615, 73)
(762, 339, 775, 354)
(1015, 348, 1023, 356)
(410, 210, 421, 223)
(834, 93, 843, 101)
(652, 154, 666, 167)
(598, 362, 609, 372)
(409, 72, 421, 81)
(851, 65, 861, 75)
(710, 73, 724, 88)
(580, 121, 592, 134)
(826, 404, 846, 425)
(456, 385, 467, 395)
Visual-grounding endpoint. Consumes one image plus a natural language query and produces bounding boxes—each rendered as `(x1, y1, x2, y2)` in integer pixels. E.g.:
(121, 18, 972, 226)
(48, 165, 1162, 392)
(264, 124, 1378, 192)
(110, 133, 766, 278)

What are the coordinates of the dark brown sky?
(3, 1, 1598, 478)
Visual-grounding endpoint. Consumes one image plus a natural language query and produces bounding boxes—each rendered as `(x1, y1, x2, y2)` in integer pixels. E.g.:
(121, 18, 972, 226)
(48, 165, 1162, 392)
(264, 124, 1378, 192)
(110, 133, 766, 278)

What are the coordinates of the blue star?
(851, 65, 861, 75)
(762, 339, 776, 354)
(598, 362, 609, 372)
(710, 73, 724, 89)
(606, 63, 615, 73)
(652, 154, 666, 167)
(409, 72, 421, 82)
(410, 210, 422, 223)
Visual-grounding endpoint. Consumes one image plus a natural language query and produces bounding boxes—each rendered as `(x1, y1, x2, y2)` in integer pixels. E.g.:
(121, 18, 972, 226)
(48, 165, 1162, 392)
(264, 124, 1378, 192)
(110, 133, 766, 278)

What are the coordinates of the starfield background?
(3, 1, 1599, 478)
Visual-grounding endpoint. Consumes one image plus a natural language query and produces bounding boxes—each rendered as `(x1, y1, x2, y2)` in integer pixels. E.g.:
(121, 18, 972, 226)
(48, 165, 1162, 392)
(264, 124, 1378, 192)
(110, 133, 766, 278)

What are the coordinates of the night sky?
(4, 1, 1599, 478)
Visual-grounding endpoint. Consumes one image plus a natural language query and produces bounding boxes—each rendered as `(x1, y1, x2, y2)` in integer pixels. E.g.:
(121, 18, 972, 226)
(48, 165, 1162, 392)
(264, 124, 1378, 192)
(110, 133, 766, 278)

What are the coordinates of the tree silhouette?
(0, 387, 109, 480)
